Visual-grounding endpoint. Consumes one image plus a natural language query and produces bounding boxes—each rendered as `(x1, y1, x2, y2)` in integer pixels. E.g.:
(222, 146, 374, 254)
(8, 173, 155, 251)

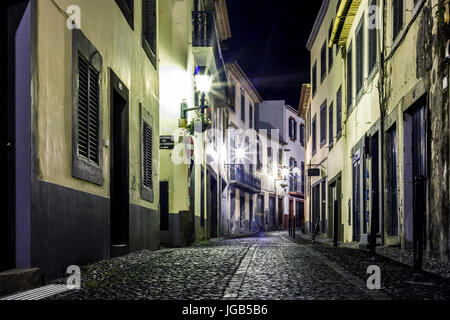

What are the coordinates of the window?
(356, 18, 364, 96)
(257, 141, 262, 170)
(312, 115, 317, 155)
(321, 41, 327, 82)
(230, 82, 236, 112)
(336, 86, 342, 135)
(249, 104, 253, 129)
(141, 105, 154, 202)
(142, 0, 157, 68)
(347, 42, 353, 113)
(301, 162, 305, 194)
(320, 100, 327, 147)
(115, 0, 134, 29)
(329, 102, 334, 146)
(300, 124, 305, 147)
(241, 91, 246, 123)
(267, 147, 273, 172)
(278, 149, 283, 165)
(289, 118, 297, 141)
(392, 0, 404, 41)
(368, 0, 377, 74)
(328, 21, 334, 71)
(312, 62, 317, 97)
(72, 30, 103, 186)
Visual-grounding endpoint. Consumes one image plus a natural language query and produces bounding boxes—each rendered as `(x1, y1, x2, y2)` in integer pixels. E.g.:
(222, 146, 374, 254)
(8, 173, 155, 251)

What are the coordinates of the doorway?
(160, 181, 169, 231)
(2, 1, 31, 272)
(353, 151, 361, 242)
(240, 193, 245, 232)
(404, 100, 427, 247)
(110, 70, 129, 258)
(209, 174, 218, 238)
(278, 197, 283, 229)
(269, 197, 276, 228)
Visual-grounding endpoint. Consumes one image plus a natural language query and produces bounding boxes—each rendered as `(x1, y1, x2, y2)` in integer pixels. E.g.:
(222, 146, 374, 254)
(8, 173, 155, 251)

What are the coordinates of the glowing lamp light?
(281, 167, 290, 177)
(235, 147, 246, 162)
(195, 66, 214, 93)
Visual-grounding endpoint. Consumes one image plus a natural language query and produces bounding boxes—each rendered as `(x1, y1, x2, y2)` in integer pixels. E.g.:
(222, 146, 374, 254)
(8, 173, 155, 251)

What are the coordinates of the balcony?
(229, 165, 261, 194)
(192, 10, 216, 48)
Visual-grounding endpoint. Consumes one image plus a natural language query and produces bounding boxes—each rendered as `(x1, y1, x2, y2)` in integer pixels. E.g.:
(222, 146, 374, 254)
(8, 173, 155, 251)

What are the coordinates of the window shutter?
(142, 0, 157, 67)
(142, 120, 153, 191)
(337, 87, 342, 134)
(77, 53, 100, 165)
(329, 103, 333, 145)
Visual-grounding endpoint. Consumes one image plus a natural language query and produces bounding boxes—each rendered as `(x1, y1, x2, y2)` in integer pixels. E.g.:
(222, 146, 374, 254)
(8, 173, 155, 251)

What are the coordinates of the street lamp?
(180, 66, 213, 129)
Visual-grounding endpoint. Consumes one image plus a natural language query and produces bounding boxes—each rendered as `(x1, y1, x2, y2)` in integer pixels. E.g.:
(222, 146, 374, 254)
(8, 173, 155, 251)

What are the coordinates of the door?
(278, 198, 283, 228)
(269, 197, 276, 228)
(249, 198, 254, 231)
(312, 185, 321, 234)
(387, 127, 398, 236)
(321, 181, 327, 234)
(256, 195, 263, 231)
(230, 188, 236, 233)
(353, 153, 361, 242)
(240, 193, 245, 231)
(210, 175, 218, 238)
(160, 182, 169, 231)
(110, 71, 129, 257)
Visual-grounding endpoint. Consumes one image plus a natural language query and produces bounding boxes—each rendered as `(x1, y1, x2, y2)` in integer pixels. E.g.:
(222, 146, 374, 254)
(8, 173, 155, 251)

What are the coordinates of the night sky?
(224, 1, 323, 108)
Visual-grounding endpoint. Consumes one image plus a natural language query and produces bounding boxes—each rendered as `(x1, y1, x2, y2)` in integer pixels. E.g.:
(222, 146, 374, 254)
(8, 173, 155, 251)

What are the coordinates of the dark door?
(2, 1, 31, 272)
(387, 127, 398, 236)
(321, 182, 326, 234)
(257, 195, 263, 231)
(210, 175, 218, 238)
(278, 198, 283, 228)
(353, 154, 361, 242)
(370, 133, 380, 235)
(312, 185, 320, 233)
(240, 193, 245, 231)
(249, 198, 253, 231)
(296, 202, 302, 229)
(110, 72, 129, 257)
(269, 197, 276, 228)
(230, 188, 236, 233)
(160, 182, 169, 231)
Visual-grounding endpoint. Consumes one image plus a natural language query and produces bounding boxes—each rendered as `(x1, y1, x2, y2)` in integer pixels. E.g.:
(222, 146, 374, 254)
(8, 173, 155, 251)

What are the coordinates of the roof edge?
(306, 0, 331, 51)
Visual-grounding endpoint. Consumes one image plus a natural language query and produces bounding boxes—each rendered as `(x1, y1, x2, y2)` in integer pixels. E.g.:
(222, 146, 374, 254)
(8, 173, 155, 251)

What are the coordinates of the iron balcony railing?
(230, 165, 261, 194)
(192, 10, 216, 47)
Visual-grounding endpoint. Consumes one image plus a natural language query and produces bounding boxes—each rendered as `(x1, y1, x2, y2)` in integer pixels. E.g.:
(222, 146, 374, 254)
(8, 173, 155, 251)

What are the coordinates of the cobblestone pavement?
(49, 232, 450, 300)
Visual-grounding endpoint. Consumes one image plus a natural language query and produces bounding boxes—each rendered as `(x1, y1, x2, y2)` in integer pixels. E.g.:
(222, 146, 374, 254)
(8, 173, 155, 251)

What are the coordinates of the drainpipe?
(378, 0, 386, 246)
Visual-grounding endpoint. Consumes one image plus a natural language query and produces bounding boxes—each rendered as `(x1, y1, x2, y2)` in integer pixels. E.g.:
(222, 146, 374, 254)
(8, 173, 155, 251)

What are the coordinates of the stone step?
(0, 268, 43, 298)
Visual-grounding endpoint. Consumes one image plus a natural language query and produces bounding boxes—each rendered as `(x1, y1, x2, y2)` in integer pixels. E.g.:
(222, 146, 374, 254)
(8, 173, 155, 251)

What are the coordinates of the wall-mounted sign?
(160, 136, 175, 150)
(308, 168, 320, 177)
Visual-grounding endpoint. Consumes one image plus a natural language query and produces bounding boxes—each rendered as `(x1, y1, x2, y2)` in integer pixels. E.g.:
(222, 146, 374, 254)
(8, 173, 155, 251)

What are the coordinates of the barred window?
(142, 0, 157, 68)
(346, 42, 353, 113)
(368, 0, 377, 74)
(312, 62, 317, 97)
(336, 86, 342, 135)
(321, 41, 327, 82)
(392, 0, 403, 41)
(356, 18, 364, 96)
(320, 100, 327, 147)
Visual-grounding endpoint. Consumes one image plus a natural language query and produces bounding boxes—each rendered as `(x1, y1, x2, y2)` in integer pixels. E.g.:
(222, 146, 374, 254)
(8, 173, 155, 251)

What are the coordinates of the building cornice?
(306, 0, 330, 51)
(214, 0, 232, 42)
(329, 0, 362, 47)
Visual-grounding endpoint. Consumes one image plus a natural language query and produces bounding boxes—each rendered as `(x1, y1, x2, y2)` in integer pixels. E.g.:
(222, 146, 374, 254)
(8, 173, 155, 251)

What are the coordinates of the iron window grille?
(356, 18, 364, 96)
(336, 86, 342, 135)
(142, 0, 157, 69)
(141, 105, 154, 202)
(368, 0, 377, 74)
(392, 0, 404, 41)
(346, 42, 353, 113)
(329, 102, 334, 146)
(320, 100, 327, 148)
(321, 41, 327, 82)
(72, 29, 103, 186)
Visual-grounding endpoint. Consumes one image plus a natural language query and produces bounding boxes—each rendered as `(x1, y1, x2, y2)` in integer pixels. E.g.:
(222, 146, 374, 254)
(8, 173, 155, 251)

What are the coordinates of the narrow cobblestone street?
(49, 232, 450, 300)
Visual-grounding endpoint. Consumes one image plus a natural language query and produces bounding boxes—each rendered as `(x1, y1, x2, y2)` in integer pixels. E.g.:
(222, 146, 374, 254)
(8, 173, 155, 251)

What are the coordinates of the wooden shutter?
(347, 43, 353, 112)
(356, 20, 364, 95)
(142, 120, 153, 191)
(392, 0, 403, 40)
(368, 0, 377, 73)
(77, 53, 100, 165)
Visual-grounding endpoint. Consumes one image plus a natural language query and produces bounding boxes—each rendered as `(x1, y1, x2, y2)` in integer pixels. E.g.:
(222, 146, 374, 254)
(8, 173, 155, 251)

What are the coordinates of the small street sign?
(160, 136, 175, 150)
(308, 168, 320, 177)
